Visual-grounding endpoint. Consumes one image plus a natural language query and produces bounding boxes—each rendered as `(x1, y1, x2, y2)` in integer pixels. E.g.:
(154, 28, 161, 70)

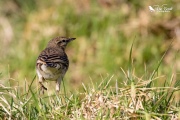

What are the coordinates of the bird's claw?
(39, 83, 47, 94)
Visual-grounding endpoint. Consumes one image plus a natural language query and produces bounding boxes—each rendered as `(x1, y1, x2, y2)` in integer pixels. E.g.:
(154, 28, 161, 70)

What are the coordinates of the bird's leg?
(56, 77, 62, 92)
(37, 70, 47, 94)
(39, 77, 47, 94)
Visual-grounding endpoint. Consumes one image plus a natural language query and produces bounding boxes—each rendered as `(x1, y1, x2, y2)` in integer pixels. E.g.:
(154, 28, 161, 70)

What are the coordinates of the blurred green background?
(0, 0, 180, 92)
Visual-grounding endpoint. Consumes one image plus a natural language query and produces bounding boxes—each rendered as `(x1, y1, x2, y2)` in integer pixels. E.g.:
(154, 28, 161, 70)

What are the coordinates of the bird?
(36, 36, 76, 94)
(149, 6, 155, 12)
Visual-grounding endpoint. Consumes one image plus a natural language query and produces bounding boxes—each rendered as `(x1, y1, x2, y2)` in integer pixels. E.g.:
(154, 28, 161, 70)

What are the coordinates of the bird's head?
(47, 36, 76, 49)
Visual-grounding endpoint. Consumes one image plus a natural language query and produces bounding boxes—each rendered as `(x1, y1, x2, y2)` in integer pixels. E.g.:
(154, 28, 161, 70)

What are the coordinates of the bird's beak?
(70, 38, 76, 41)
(67, 38, 76, 42)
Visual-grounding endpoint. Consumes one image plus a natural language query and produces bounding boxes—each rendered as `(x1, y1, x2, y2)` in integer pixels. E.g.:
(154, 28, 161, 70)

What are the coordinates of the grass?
(0, 67, 179, 119)
(0, 44, 180, 119)
(1, 0, 179, 86)
(0, 0, 180, 119)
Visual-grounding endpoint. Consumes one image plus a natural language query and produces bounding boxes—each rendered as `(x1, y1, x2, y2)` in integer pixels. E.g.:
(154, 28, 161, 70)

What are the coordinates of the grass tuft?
(0, 66, 179, 119)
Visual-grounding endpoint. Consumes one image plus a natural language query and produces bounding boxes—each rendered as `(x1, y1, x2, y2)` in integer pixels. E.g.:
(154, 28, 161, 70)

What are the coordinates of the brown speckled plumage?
(36, 36, 75, 94)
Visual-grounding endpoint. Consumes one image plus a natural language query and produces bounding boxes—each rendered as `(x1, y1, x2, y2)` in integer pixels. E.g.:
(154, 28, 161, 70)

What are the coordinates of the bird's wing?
(37, 47, 69, 69)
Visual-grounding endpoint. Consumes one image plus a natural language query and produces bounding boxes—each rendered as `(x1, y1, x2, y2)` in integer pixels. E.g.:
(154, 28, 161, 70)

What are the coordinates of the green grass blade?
(147, 41, 173, 87)
(128, 36, 136, 83)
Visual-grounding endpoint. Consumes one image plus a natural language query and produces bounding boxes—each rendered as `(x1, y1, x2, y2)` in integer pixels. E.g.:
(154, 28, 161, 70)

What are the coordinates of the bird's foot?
(39, 83, 47, 94)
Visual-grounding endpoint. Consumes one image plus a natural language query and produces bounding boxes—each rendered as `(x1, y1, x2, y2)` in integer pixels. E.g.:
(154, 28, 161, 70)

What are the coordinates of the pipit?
(36, 36, 75, 93)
